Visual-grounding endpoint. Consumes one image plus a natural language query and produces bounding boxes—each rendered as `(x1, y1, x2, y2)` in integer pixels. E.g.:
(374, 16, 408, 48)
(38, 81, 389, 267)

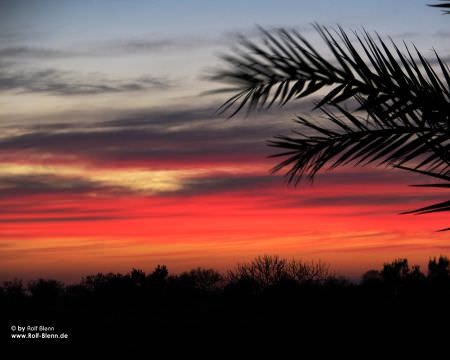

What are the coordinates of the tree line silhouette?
(3, 255, 450, 344)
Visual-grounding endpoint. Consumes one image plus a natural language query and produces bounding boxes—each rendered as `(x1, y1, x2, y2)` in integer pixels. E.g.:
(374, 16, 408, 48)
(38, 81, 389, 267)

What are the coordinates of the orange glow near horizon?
(1, 160, 449, 282)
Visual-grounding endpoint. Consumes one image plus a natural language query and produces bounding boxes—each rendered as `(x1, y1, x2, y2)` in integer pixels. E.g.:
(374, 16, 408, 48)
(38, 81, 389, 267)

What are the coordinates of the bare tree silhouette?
(227, 255, 330, 288)
(211, 3, 450, 229)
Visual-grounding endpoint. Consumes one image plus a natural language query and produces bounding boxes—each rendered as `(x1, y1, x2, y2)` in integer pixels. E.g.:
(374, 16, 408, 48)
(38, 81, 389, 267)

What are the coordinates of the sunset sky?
(1, 0, 449, 282)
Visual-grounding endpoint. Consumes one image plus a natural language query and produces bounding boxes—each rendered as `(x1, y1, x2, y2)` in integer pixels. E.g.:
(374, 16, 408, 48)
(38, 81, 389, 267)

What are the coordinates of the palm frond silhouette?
(430, 1, 450, 14)
(211, 8, 450, 228)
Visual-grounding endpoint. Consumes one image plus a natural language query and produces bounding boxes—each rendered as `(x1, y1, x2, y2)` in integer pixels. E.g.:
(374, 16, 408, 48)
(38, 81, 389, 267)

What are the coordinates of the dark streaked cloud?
(3, 25, 437, 63)
(0, 100, 437, 180)
(20, 99, 316, 131)
(0, 126, 271, 168)
(301, 193, 447, 207)
(313, 170, 422, 186)
(0, 216, 126, 223)
(0, 102, 299, 167)
(97, 36, 214, 55)
(0, 36, 218, 60)
(0, 174, 129, 198)
(0, 101, 439, 206)
(170, 174, 279, 196)
(433, 30, 450, 38)
(0, 205, 114, 216)
(0, 67, 171, 95)
(0, 46, 76, 58)
(0, 25, 313, 61)
(0, 167, 429, 207)
(98, 106, 220, 128)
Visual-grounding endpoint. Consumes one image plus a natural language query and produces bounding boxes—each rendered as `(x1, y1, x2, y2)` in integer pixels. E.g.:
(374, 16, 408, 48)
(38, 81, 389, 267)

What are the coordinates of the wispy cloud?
(170, 174, 279, 196)
(0, 100, 442, 214)
(0, 46, 77, 58)
(0, 216, 125, 223)
(0, 25, 313, 61)
(301, 193, 447, 207)
(0, 173, 129, 197)
(0, 36, 219, 60)
(0, 102, 297, 169)
(0, 66, 171, 95)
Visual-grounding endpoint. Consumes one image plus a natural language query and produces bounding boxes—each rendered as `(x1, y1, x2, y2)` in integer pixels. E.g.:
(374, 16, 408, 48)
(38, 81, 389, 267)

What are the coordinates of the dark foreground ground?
(2, 255, 450, 350)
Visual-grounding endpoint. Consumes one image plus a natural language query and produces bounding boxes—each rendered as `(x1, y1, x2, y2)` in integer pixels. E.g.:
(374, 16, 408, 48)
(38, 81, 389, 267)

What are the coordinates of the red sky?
(1, 136, 448, 282)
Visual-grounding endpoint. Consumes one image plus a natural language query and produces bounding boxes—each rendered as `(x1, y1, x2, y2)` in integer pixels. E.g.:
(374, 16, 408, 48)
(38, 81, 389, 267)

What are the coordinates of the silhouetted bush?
(148, 265, 168, 281)
(361, 270, 382, 285)
(175, 268, 223, 292)
(0, 279, 27, 310)
(2, 279, 26, 298)
(130, 268, 146, 286)
(428, 256, 450, 283)
(381, 258, 411, 285)
(27, 279, 64, 311)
